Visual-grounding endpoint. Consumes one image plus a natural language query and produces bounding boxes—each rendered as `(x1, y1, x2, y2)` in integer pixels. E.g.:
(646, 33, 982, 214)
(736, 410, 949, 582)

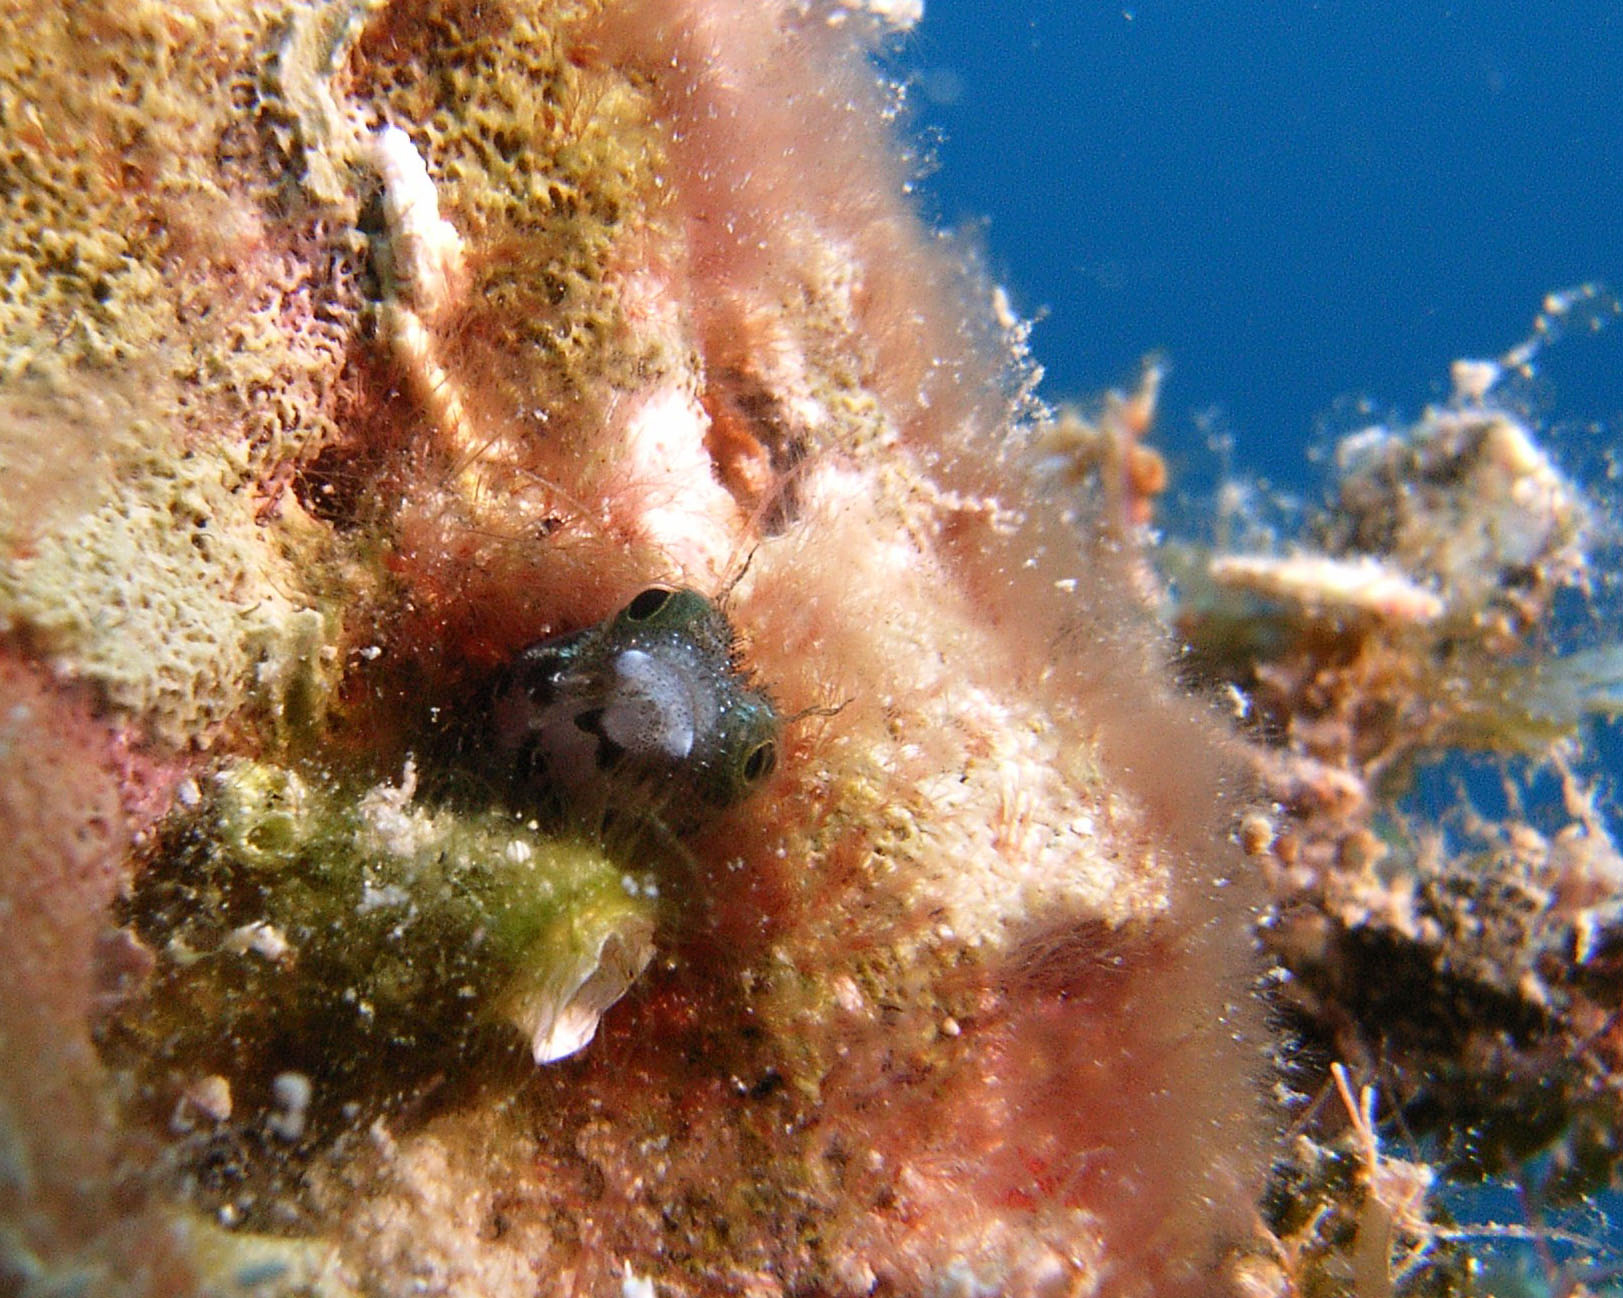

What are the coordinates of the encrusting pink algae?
(2, 3, 1620, 1297)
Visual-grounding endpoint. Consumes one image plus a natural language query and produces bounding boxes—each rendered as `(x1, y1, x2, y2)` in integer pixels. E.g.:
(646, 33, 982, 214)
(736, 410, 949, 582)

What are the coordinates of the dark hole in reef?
(743, 739, 775, 782)
(749, 1069, 785, 1100)
(291, 352, 417, 529)
(354, 185, 389, 300)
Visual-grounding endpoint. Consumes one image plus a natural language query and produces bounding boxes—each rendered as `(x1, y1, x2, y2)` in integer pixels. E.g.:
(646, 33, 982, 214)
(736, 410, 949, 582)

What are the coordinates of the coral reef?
(5, 0, 1615, 1294)
(2, 2, 1269, 1296)
(0, 2, 364, 745)
(1166, 298, 1623, 1294)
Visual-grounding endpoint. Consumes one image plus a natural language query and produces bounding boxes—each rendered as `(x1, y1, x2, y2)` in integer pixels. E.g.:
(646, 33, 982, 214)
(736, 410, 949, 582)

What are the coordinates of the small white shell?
(502, 911, 656, 1064)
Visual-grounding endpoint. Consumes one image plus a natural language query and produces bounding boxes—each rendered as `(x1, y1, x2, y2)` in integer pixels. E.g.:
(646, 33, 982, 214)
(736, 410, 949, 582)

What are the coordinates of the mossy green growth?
(104, 757, 656, 1171)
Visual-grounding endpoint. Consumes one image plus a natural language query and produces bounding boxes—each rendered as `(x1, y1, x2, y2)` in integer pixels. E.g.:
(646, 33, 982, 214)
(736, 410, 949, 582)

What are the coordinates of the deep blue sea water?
(898, 0, 1623, 834)
(897, 3, 1623, 1279)
(899, 1, 1622, 493)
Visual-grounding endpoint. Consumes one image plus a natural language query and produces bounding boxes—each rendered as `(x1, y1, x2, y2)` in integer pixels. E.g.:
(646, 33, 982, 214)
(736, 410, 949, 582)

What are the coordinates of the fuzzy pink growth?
(0, 660, 199, 1290)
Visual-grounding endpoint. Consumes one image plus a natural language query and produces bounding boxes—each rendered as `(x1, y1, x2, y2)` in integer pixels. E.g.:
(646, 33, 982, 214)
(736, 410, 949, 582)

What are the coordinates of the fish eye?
(742, 739, 777, 783)
(624, 586, 675, 622)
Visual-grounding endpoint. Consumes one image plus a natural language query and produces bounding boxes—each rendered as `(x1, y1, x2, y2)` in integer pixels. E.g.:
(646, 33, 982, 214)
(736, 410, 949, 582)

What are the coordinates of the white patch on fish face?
(488, 587, 779, 827)
(602, 648, 702, 761)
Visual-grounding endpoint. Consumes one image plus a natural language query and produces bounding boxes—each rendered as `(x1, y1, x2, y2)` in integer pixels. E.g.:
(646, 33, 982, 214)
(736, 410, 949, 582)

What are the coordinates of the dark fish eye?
(742, 740, 777, 783)
(624, 587, 675, 621)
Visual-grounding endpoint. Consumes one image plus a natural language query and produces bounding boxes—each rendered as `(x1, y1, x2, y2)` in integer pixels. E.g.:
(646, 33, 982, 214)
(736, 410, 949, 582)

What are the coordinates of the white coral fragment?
(815, 0, 923, 33)
(222, 921, 293, 962)
(278, 0, 386, 206)
(364, 126, 480, 468)
(368, 125, 467, 321)
(620, 1262, 658, 1298)
(609, 384, 746, 581)
(267, 1071, 314, 1141)
(1210, 553, 1445, 625)
(354, 757, 435, 859)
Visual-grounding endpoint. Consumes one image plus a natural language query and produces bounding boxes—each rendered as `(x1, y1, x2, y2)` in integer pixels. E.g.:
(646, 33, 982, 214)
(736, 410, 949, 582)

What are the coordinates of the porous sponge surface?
(0, 2, 363, 743)
(0, 1, 676, 745)
(352, 0, 674, 408)
(0, 407, 334, 745)
(0, 3, 360, 437)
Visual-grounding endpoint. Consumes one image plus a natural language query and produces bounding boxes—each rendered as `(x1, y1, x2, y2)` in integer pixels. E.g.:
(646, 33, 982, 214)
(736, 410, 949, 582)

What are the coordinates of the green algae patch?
(101, 756, 656, 1204)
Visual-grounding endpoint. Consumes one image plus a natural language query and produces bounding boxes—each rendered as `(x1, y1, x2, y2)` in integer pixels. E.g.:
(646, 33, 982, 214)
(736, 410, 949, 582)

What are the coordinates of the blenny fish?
(488, 587, 779, 831)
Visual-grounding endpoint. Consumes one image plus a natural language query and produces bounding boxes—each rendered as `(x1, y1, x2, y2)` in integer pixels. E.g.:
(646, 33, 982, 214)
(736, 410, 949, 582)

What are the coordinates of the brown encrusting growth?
(1166, 312, 1623, 1293)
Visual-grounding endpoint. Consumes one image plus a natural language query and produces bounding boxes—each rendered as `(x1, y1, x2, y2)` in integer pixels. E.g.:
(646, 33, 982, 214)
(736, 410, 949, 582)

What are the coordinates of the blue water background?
(897, 0, 1623, 831)
(897, 1, 1623, 1275)
(897, 1, 1621, 490)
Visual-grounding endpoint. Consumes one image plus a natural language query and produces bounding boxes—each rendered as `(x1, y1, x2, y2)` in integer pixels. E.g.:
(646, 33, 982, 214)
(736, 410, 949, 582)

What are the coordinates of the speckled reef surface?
(0, 3, 1619, 1297)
